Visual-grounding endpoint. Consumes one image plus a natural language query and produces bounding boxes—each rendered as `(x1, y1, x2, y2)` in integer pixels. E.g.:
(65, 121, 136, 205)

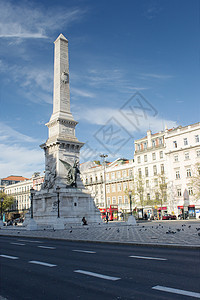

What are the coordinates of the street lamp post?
(1, 197, 4, 220)
(56, 186, 60, 218)
(30, 188, 35, 219)
(100, 154, 108, 214)
(129, 190, 132, 215)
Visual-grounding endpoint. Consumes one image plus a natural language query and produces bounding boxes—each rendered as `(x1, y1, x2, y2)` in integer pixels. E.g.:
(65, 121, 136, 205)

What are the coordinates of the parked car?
(162, 214, 177, 220)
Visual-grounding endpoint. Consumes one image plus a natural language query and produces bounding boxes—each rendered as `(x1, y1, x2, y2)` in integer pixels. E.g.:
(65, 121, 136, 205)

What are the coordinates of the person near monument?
(82, 217, 87, 225)
(106, 213, 109, 223)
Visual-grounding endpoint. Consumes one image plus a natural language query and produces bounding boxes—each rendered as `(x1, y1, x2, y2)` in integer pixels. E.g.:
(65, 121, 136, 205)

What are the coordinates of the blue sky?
(0, 0, 199, 178)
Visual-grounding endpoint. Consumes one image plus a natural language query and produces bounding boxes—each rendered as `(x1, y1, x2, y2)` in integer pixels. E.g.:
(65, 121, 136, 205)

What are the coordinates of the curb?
(1, 233, 200, 249)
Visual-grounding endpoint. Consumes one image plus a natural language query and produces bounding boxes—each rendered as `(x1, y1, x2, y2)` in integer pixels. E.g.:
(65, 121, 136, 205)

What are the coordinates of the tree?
(0, 192, 15, 214)
(153, 173, 167, 219)
(190, 163, 200, 200)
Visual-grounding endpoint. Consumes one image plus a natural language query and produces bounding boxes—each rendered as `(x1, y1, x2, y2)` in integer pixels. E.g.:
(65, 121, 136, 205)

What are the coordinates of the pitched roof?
(1, 175, 29, 181)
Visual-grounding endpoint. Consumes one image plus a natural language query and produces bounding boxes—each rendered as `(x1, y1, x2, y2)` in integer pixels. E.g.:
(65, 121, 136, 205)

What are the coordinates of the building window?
(173, 141, 177, 148)
(90, 177, 92, 184)
(152, 153, 156, 160)
(129, 182, 133, 190)
(137, 156, 141, 163)
(198, 167, 200, 176)
(117, 183, 121, 192)
(111, 184, 116, 192)
(123, 182, 128, 191)
(144, 154, 147, 162)
(106, 185, 110, 193)
(195, 135, 199, 143)
(146, 180, 149, 188)
(145, 167, 149, 177)
(185, 152, 189, 160)
(138, 168, 142, 178)
(122, 170, 127, 177)
(124, 195, 128, 204)
(106, 174, 109, 181)
(147, 193, 151, 201)
(184, 138, 188, 146)
(154, 179, 158, 186)
(160, 151, 163, 159)
(161, 164, 165, 174)
(117, 171, 121, 178)
(144, 142, 147, 149)
(129, 169, 133, 178)
(152, 140, 156, 147)
(186, 168, 191, 177)
(118, 196, 122, 204)
(107, 197, 110, 206)
(137, 144, 141, 151)
(111, 172, 115, 179)
(177, 188, 182, 197)
(196, 150, 200, 157)
(176, 170, 180, 179)
(159, 137, 163, 145)
(188, 187, 193, 195)
(174, 155, 178, 162)
(112, 197, 116, 204)
(153, 165, 157, 176)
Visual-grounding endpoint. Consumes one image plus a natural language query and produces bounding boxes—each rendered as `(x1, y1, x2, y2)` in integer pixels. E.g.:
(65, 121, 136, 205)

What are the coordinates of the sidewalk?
(1, 220, 200, 248)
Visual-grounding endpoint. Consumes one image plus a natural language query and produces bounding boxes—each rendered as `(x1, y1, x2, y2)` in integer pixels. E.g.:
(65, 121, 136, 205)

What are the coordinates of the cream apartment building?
(165, 122, 200, 216)
(80, 158, 134, 214)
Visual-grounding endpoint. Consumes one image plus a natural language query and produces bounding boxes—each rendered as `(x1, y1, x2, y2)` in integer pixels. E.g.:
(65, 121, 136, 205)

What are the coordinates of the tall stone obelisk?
(40, 34, 84, 188)
(30, 34, 101, 228)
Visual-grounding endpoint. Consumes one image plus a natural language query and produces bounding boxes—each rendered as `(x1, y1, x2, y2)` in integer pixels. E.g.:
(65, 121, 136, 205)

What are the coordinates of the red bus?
(99, 205, 118, 221)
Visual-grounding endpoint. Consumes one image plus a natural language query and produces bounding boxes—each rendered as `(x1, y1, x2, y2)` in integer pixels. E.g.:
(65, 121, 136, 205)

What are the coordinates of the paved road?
(1, 236, 200, 299)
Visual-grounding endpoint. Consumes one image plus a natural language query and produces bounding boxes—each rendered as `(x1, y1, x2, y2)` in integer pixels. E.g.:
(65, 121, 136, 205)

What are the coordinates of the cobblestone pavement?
(1, 220, 200, 248)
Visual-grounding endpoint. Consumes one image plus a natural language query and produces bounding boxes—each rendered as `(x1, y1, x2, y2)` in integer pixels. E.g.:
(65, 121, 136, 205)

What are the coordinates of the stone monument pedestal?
(127, 215, 137, 225)
(32, 186, 101, 229)
(26, 218, 38, 231)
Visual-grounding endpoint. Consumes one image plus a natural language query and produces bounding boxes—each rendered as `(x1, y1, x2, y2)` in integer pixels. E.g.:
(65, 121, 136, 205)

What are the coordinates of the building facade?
(4, 173, 44, 216)
(81, 158, 135, 217)
(165, 122, 200, 217)
(81, 122, 200, 219)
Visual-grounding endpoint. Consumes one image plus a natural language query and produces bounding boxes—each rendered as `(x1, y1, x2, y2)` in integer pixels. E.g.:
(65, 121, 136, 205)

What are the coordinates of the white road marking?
(18, 239, 42, 243)
(38, 246, 56, 249)
(73, 250, 96, 254)
(74, 270, 120, 281)
(152, 285, 200, 298)
(29, 260, 57, 267)
(0, 254, 19, 260)
(10, 242, 25, 246)
(129, 255, 167, 261)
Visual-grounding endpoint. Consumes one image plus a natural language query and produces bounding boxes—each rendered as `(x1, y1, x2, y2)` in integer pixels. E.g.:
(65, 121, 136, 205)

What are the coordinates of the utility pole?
(100, 154, 108, 214)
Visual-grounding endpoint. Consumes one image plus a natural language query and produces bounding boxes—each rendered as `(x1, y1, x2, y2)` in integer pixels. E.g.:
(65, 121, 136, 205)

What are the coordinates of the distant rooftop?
(1, 175, 29, 181)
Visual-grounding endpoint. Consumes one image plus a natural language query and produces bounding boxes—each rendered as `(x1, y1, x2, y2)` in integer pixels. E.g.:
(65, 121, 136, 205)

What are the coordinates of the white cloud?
(0, 143, 44, 178)
(76, 106, 178, 134)
(0, 1, 86, 40)
(0, 61, 53, 104)
(0, 122, 39, 144)
(140, 73, 174, 80)
(71, 87, 95, 98)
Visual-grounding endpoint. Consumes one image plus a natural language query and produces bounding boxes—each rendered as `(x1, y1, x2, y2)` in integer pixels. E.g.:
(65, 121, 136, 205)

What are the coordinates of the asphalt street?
(0, 236, 200, 300)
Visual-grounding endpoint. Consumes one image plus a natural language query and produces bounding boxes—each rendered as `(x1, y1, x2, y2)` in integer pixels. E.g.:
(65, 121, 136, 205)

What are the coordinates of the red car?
(162, 214, 177, 220)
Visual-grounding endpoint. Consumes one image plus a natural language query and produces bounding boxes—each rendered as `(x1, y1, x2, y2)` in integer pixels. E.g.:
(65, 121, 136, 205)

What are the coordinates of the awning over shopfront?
(158, 207, 167, 210)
